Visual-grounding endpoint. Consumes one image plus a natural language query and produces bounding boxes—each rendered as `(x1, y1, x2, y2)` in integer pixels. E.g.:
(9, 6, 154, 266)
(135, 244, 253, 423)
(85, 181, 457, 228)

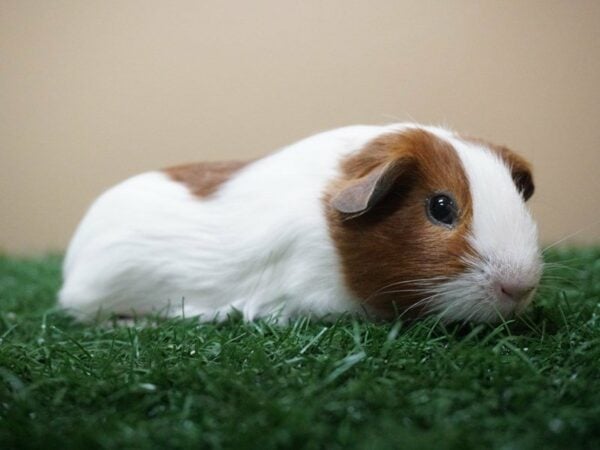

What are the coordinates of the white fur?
(59, 123, 541, 323)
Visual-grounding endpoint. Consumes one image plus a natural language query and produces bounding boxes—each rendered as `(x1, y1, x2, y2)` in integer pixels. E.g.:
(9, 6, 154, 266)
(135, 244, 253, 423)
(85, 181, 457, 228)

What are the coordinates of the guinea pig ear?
(512, 167, 534, 201)
(465, 138, 536, 202)
(330, 158, 412, 217)
(494, 147, 535, 201)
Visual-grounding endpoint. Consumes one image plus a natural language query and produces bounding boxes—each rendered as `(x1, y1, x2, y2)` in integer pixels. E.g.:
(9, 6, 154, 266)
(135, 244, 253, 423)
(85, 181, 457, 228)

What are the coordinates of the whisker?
(364, 276, 450, 304)
(542, 219, 600, 253)
(543, 259, 588, 266)
(543, 262, 585, 272)
(539, 275, 579, 283)
(375, 287, 439, 296)
(398, 292, 445, 318)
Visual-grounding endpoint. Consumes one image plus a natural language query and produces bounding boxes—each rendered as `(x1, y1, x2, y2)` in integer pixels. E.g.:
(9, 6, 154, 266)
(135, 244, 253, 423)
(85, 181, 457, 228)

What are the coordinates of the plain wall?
(1, 0, 599, 253)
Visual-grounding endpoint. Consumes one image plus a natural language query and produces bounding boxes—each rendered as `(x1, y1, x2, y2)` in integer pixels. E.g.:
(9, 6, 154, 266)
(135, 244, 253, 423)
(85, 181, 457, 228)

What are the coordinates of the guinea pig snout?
(493, 280, 537, 304)
(484, 255, 542, 314)
(432, 253, 543, 322)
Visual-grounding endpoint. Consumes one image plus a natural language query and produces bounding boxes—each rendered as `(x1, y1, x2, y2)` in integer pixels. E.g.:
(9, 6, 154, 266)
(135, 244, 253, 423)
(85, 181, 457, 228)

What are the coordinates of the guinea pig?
(58, 123, 542, 323)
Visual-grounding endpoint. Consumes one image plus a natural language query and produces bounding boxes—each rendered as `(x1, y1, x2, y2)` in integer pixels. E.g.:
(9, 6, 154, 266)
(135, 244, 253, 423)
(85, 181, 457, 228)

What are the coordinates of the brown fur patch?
(324, 129, 475, 319)
(164, 160, 251, 197)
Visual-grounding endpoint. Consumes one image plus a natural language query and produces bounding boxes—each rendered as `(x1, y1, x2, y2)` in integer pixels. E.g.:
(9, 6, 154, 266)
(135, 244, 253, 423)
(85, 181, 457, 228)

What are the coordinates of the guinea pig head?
(325, 127, 542, 322)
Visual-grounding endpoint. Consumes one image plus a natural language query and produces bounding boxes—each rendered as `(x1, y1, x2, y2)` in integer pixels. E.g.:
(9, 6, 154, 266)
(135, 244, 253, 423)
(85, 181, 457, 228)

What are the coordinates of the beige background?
(1, 0, 599, 254)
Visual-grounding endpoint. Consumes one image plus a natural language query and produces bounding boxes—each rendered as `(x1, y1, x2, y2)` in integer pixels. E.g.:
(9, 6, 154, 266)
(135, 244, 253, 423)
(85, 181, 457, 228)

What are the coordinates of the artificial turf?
(0, 248, 598, 450)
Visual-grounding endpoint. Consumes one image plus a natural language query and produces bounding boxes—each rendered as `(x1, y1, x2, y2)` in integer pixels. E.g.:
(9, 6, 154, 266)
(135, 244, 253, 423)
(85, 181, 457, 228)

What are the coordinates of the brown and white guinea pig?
(59, 123, 542, 323)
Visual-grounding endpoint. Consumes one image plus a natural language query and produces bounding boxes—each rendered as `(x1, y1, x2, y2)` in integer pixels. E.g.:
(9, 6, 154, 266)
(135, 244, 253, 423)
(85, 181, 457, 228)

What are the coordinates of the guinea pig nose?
(498, 283, 535, 303)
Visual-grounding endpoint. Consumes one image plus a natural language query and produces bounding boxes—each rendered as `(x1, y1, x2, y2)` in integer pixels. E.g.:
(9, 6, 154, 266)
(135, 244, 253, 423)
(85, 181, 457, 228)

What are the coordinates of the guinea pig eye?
(427, 194, 458, 228)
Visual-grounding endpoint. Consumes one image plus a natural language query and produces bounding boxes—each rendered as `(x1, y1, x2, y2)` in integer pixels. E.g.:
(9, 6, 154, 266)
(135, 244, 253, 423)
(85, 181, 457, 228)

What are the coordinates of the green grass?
(0, 249, 599, 450)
